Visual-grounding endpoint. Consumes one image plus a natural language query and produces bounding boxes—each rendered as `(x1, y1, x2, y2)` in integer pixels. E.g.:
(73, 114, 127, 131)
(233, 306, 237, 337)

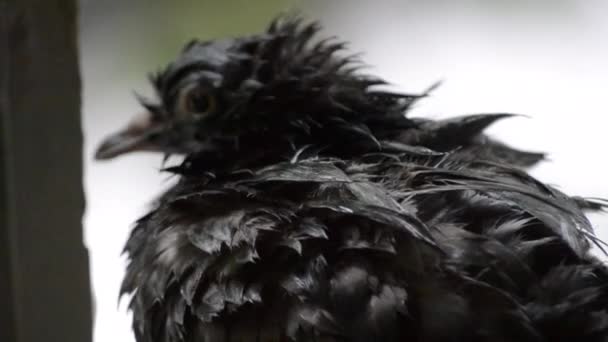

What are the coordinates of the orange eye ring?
(176, 85, 217, 119)
(185, 89, 216, 116)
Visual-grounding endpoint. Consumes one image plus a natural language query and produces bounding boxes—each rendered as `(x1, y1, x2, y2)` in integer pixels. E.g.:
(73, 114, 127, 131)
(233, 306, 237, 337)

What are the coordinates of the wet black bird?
(96, 17, 608, 342)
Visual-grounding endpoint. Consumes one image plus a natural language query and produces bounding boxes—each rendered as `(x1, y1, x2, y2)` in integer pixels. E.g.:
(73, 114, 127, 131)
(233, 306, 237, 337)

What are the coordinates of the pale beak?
(94, 112, 161, 160)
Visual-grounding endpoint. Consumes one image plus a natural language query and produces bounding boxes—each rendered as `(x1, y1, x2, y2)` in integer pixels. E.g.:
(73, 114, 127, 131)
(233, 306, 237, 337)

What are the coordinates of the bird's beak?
(94, 112, 161, 160)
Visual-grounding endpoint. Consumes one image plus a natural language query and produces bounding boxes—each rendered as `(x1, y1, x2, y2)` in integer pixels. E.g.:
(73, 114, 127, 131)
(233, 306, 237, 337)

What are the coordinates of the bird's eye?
(184, 88, 216, 116)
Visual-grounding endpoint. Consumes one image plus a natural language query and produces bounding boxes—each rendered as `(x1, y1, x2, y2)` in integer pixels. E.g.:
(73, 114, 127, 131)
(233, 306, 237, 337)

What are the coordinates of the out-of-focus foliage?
(81, 0, 296, 79)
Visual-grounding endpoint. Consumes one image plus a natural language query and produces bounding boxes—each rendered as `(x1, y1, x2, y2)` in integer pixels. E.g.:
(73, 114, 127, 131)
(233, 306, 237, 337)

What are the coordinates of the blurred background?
(80, 1, 608, 341)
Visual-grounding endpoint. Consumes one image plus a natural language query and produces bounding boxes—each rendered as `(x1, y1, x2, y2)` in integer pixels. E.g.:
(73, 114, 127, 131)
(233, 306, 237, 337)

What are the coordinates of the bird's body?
(97, 17, 608, 342)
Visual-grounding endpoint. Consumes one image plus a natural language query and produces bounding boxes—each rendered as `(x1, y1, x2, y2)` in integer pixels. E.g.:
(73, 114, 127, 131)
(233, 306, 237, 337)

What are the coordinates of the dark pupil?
(188, 92, 209, 113)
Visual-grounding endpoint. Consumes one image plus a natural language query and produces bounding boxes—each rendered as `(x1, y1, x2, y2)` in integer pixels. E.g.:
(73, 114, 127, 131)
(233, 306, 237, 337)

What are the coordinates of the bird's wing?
(122, 158, 608, 342)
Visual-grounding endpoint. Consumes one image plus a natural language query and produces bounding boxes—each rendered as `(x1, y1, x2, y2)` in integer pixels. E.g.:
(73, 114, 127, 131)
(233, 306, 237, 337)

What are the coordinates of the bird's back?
(123, 148, 608, 342)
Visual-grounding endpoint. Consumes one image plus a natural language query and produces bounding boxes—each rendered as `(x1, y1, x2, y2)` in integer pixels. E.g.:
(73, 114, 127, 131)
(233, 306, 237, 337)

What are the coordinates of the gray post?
(0, 0, 93, 341)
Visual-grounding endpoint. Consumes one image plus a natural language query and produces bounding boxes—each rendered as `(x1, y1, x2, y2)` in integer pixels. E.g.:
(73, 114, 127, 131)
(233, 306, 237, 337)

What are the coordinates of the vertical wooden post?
(0, 0, 93, 341)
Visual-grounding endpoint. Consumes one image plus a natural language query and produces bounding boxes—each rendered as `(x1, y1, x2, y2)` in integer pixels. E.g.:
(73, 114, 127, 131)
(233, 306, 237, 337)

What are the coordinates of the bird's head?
(95, 17, 419, 168)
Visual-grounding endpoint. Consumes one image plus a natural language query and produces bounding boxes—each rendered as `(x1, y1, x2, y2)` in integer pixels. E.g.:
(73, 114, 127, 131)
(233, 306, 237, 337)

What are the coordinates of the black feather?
(106, 15, 608, 342)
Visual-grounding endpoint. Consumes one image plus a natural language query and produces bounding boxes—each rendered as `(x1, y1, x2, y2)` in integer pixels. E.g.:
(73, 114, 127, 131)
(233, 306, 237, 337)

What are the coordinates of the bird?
(95, 16, 608, 342)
